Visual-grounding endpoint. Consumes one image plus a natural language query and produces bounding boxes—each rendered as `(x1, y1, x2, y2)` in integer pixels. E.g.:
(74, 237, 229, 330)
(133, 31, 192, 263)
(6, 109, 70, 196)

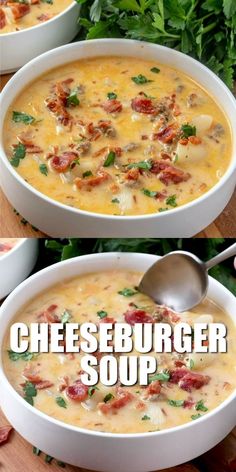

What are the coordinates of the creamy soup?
(3, 270, 236, 434)
(0, 238, 21, 256)
(3, 57, 232, 216)
(0, 0, 72, 34)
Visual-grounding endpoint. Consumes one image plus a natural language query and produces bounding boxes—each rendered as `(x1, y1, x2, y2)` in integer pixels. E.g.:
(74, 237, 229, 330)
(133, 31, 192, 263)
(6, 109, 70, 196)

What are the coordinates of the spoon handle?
(205, 243, 236, 271)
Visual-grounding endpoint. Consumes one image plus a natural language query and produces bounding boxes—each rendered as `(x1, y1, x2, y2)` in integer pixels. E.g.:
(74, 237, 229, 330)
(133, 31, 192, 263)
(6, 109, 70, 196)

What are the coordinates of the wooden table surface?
(0, 74, 236, 238)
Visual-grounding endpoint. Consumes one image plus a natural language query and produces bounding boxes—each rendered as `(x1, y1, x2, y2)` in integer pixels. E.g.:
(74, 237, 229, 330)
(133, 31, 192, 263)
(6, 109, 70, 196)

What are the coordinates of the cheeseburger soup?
(3, 57, 232, 216)
(0, 238, 21, 256)
(0, 0, 72, 34)
(3, 270, 236, 434)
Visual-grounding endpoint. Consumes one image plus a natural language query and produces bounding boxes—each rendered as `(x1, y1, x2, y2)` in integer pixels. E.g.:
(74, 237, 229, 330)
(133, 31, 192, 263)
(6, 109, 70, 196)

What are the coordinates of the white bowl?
(0, 252, 235, 472)
(0, 238, 38, 299)
(0, 39, 236, 237)
(0, 2, 81, 74)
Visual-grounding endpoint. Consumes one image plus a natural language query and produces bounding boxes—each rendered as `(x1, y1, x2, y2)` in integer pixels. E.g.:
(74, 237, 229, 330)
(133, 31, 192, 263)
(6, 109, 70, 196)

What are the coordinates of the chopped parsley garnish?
(10, 143, 26, 167)
(127, 160, 152, 170)
(131, 74, 153, 85)
(23, 381, 37, 406)
(168, 399, 184, 407)
(158, 207, 169, 212)
(191, 413, 202, 420)
(104, 151, 116, 167)
(56, 396, 67, 409)
(111, 198, 120, 204)
(83, 170, 93, 178)
(181, 123, 196, 138)
(8, 350, 35, 361)
(150, 67, 160, 74)
(195, 400, 208, 412)
(166, 194, 177, 207)
(142, 415, 150, 420)
(61, 310, 71, 324)
(104, 393, 114, 403)
(39, 163, 48, 176)
(88, 386, 99, 397)
(97, 310, 108, 319)
(142, 188, 158, 198)
(148, 371, 170, 383)
(107, 92, 117, 100)
(118, 288, 138, 297)
(66, 90, 80, 107)
(12, 111, 35, 125)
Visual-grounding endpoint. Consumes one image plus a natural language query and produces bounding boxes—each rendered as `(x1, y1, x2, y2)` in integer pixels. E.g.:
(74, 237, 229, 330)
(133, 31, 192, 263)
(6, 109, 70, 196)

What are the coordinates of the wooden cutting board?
(0, 409, 235, 472)
(0, 74, 236, 238)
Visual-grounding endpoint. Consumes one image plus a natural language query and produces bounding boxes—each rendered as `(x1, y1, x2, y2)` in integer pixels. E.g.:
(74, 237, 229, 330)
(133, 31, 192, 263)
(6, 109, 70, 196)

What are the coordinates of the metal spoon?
(139, 243, 236, 312)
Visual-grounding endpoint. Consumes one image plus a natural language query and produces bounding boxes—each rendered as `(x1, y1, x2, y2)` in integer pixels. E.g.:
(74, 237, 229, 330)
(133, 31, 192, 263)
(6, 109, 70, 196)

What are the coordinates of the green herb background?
(36, 238, 236, 295)
(75, 0, 236, 89)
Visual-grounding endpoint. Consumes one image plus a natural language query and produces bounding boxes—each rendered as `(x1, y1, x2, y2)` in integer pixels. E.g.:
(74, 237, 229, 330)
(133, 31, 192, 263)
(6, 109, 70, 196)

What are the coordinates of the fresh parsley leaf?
(97, 310, 108, 319)
(104, 393, 114, 403)
(142, 414, 150, 420)
(107, 92, 117, 99)
(88, 386, 99, 397)
(83, 170, 93, 178)
(191, 413, 202, 420)
(8, 350, 35, 361)
(127, 160, 152, 170)
(142, 188, 158, 198)
(166, 195, 177, 207)
(111, 198, 120, 203)
(66, 90, 80, 107)
(131, 74, 152, 84)
(39, 164, 48, 176)
(10, 143, 26, 167)
(168, 399, 184, 407)
(148, 371, 170, 383)
(56, 396, 67, 408)
(195, 400, 208, 412)
(181, 123, 196, 138)
(118, 288, 138, 296)
(104, 151, 116, 167)
(61, 310, 71, 324)
(150, 67, 160, 73)
(12, 111, 35, 125)
(23, 381, 37, 405)
(189, 359, 195, 370)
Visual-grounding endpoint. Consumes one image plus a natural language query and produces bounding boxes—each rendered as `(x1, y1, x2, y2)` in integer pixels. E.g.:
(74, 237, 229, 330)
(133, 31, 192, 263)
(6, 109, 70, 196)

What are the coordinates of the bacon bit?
(22, 366, 42, 384)
(9, 3, 30, 20)
(99, 388, 134, 414)
(125, 167, 140, 182)
(146, 380, 161, 396)
(0, 425, 13, 445)
(50, 151, 78, 173)
(0, 8, 6, 29)
(160, 151, 172, 161)
(188, 136, 202, 145)
(223, 382, 232, 390)
(34, 380, 54, 390)
(131, 93, 156, 115)
(45, 97, 71, 126)
(183, 399, 195, 409)
(179, 138, 188, 145)
(87, 122, 102, 141)
(150, 160, 190, 186)
(75, 170, 110, 190)
(99, 317, 116, 324)
(93, 146, 122, 158)
(109, 182, 120, 193)
(102, 99, 122, 114)
(16, 132, 42, 153)
(141, 135, 148, 140)
(135, 400, 146, 410)
(169, 368, 190, 384)
(124, 309, 153, 326)
(66, 380, 88, 402)
(58, 376, 70, 392)
(152, 124, 177, 143)
(37, 13, 52, 22)
(170, 370, 210, 392)
(43, 304, 59, 323)
(174, 360, 186, 368)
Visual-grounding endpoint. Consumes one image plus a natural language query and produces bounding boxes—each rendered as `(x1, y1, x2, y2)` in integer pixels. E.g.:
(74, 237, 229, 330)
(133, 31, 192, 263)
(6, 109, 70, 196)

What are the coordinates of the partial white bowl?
(0, 252, 235, 472)
(0, 238, 38, 299)
(0, 39, 236, 237)
(0, 2, 81, 74)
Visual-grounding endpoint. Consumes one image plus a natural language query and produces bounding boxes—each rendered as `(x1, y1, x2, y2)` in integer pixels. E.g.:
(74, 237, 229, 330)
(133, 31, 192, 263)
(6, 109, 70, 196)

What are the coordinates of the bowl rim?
(0, 237, 27, 262)
(0, 251, 235, 439)
(0, 38, 236, 222)
(0, 1, 79, 38)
